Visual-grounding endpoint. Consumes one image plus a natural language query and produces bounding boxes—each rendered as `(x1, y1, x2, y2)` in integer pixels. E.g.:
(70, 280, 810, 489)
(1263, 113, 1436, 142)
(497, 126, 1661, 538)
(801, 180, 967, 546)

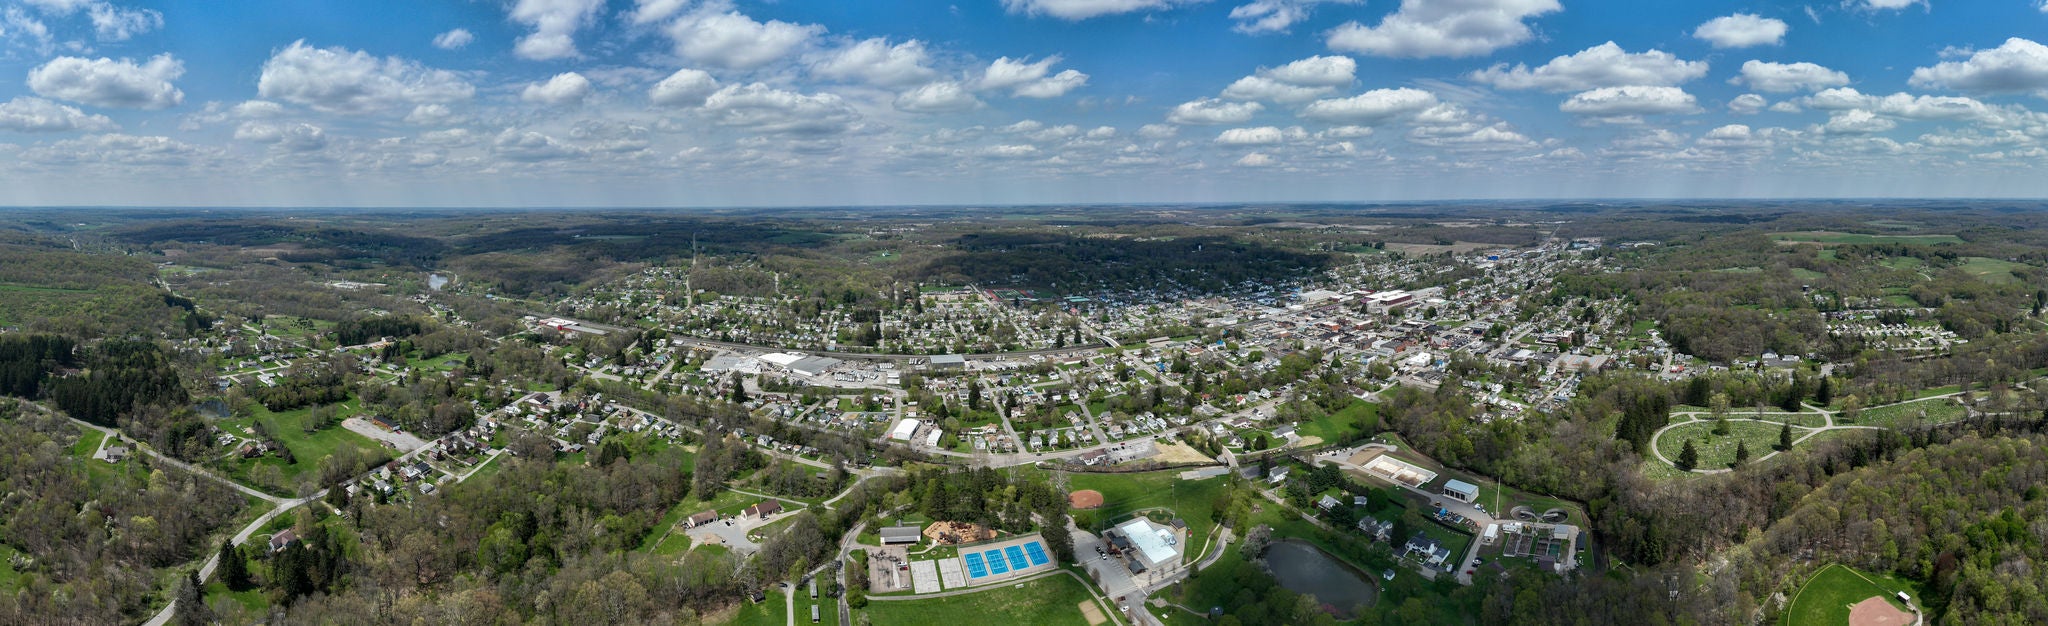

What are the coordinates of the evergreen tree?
(218, 540, 251, 591)
(1732, 441, 1750, 467)
(729, 373, 748, 404)
(1676, 439, 1698, 471)
(1778, 421, 1794, 451)
(1815, 376, 1833, 406)
(172, 569, 209, 626)
(1711, 416, 1730, 436)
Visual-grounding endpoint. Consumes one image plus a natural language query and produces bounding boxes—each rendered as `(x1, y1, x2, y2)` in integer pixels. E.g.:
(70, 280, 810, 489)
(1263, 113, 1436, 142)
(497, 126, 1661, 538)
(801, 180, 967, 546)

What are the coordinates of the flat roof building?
(879, 525, 923, 545)
(1443, 479, 1479, 503)
(890, 419, 921, 441)
(928, 354, 966, 370)
(1114, 518, 1183, 573)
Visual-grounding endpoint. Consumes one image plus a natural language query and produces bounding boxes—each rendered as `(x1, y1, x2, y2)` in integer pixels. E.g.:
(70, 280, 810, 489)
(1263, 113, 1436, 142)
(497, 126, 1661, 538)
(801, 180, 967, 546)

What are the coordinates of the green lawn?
(1783, 564, 1920, 626)
(1067, 470, 1227, 559)
(202, 580, 268, 616)
(1296, 401, 1378, 443)
(0, 544, 23, 593)
(1957, 257, 2024, 284)
(724, 589, 789, 626)
(1852, 398, 1966, 428)
(212, 400, 385, 494)
(1656, 419, 1801, 470)
(863, 573, 1103, 626)
(68, 426, 105, 459)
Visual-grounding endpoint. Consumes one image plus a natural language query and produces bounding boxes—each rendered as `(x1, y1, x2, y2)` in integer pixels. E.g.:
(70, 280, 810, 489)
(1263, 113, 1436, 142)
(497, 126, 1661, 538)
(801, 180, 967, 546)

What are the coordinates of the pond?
(1263, 539, 1379, 619)
(427, 273, 450, 290)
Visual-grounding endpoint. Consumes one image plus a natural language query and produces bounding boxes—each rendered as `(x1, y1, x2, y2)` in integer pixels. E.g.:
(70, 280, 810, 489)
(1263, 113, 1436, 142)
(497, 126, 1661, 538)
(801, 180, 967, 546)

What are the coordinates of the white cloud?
(1298, 88, 1438, 123)
(493, 128, 585, 162)
(1228, 0, 1361, 35)
(1469, 42, 1708, 92)
(649, 68, 720, 107)
(631, 0, 691, 24)
(521, 72, 594, 106)
(1221, 77, 1334, 103)
(1215, 126, 1307, 145)
(981, 144, 1040, 159)
(1559, 86, 1700, 117)
(1728, 93, 1767, 114)
(257, 41, 474, 114)
(1909, 38, 2048, 94)
(813, 38, 938, 87)
(665, 5, 824, 70)
(27, 54, 184, 110)
(433, 28, 475, 50)
(235, 122, 328, 151)
(1137, 123, 1179, 139)
(1734, 60, 1850, 93)
(1167, 98, 1264, 124)
(1234, 152, 1277, 167)
(1697, 124, 1773, 150)
(508, 0, 605, 60)
(18, 0, 93, 15)
(22, 132, 214, 166)
(1000, 0, 1196, 20)
(1770, 101, 1803, 113)
(0, 96, 116, 132)
(978, 57, 1090, 98)
(2, 8, 55, 54)
(1855, 0, 1922, 10)
(1803, 88, 2015, 124)
(895, 81, 982, 113)
(1692, 13, 1787, 49)
(1263, 55, 1358, 86)
(1822, 109, 1895, 134)
(1326, 0, 1561, 58)
(405, 103, 462, 125)
(86, 3, 160, 42)
(701, 83, 861, 135)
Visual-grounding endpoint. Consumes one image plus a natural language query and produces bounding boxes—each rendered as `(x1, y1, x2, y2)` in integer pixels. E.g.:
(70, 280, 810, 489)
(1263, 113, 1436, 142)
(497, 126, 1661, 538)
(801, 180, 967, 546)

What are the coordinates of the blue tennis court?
(1004, 546, 1029, 570)
(1024, 541, 1049, 566)
(963, 552, 988, 578)
(984, 549, 1010, 575)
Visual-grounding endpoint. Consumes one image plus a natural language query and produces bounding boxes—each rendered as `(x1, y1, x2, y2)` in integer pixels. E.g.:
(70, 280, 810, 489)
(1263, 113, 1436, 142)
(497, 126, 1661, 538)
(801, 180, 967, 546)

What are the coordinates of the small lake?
(1263, 539, 1379, 619)
(427, 273, 450, 290)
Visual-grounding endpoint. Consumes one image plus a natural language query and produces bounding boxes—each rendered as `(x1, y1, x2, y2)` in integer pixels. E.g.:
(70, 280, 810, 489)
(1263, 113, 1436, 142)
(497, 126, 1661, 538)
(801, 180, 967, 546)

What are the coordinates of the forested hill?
(921, 232, 1331, 296)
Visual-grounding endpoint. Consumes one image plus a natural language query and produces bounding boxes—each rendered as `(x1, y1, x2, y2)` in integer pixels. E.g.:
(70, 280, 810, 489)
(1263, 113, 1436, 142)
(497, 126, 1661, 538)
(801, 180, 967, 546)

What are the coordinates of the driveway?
(690, 513, 774, 553)
(343, 417, 429, 453)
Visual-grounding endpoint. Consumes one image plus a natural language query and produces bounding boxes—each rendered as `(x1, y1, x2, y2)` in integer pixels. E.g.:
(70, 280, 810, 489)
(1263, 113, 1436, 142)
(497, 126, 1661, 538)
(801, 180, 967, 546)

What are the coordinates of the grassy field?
(723, 589, 788, 626)
(1657, 420, 1800, 470)
(1783, 564, 1920, 626)
(69, 425, 105, 458)
(211, 399, 386, 494)
(1957, 257, 2025, 284)
(863, 573, 1102, 626)
(1297, 400, 1378, 443)
(1769, 231, 1964, 245)
(1852, 398, 1966, 429)
(1067, 470, 1227, 559)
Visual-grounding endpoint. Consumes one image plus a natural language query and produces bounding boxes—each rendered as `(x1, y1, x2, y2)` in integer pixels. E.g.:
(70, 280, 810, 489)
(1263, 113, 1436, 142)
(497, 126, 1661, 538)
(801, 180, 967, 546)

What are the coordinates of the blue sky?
(3, 0, 2048, 206)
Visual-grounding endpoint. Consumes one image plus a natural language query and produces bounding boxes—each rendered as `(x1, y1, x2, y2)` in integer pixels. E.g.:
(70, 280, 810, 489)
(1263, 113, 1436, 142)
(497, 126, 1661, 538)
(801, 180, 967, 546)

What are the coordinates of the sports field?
(864, 572, 1106, 626)
(1783, 564, 1918, 626)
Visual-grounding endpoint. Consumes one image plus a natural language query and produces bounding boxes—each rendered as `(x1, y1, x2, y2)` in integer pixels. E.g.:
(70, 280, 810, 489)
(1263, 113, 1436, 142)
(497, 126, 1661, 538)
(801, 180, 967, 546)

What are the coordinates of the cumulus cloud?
(0, 96, 116, 132)
(701, 83, 861, 135)
(508, 0, 604, 60)
(27, 54, 184, 110)
(493, 128, 585, 162)
(1559, 86, 1700, 117)
(895, 82, 982, 113)
(235, 122, 328, 151)
(1167, 98, 1264, 124)
(631, 0, 691, 24)
(1228, 0, 1361, 35)
(432, 28, 474, 50)
(257, 41, 473, 114)
(1137, 123, 1179, 139)
(1697, 124, 1773, 150)
(22, 133, 212, 167)
(521, 72, 593, 105)
(1469, 42, 1707, 92)
(1692, 13, 1787, 48)
(1298, 88, 1438, 123)
(1222, 56, 1357, 103)
(1803, 88, 2013, 124)
(405, 103, 462, 125)
(1822, 109, 1895, 134)
(664, 4, 823, 70)
(1215, 126, 1308, 145)
(1326, 0, 1561, 58)
(977, 57, 1090, 98)
(1734, 60, 1850, 93)
(1728, 93, 1768, 114)
(1000, 0, 1197, 20)
(1856, 0, 1922, 10)
(1234, 152, 1277, 167)
(813, 38, 938, 87)
(1909, 38, 2048, 94)
(648, 68, 719, 107)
